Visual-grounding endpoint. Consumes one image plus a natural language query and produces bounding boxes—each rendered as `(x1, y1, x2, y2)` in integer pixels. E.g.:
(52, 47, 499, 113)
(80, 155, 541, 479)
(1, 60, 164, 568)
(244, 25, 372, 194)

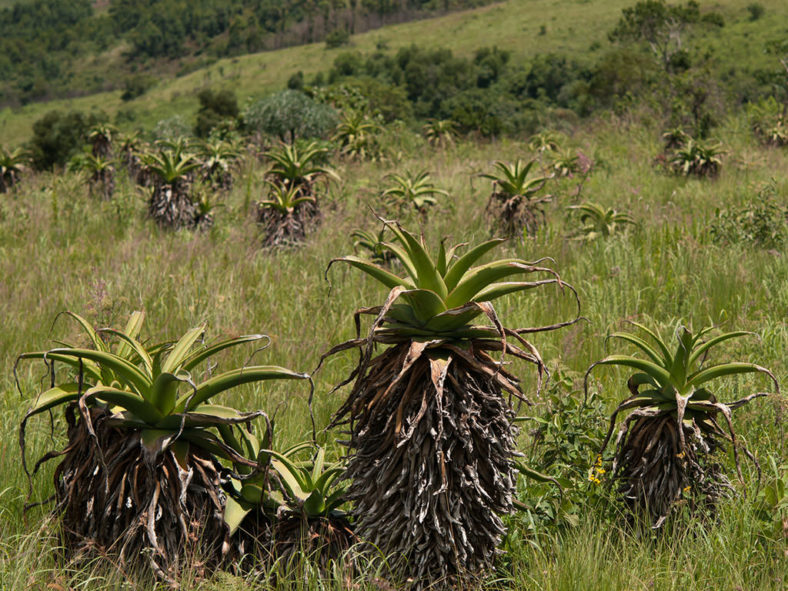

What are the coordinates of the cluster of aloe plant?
(16, 311, 354, 583)
(256, 140, 339, 247)
(658, 128, 725, 178)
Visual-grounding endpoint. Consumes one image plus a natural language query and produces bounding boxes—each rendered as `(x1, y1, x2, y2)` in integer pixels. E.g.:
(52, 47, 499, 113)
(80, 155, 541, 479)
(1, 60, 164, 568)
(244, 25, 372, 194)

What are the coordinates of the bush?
(325, 28, 350, 49)
(747, 3, 765, 21)
(709, 184, 787, 249)
(29, 110, 100, 171)
(194, 88, 239, 137)
(121, 74, 155, 101)
(242, 90, 338, 142)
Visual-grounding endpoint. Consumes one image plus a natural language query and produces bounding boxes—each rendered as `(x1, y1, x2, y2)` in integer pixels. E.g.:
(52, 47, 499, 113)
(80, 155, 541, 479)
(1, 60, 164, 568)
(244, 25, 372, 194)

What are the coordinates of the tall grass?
(0, 109, 786, 588)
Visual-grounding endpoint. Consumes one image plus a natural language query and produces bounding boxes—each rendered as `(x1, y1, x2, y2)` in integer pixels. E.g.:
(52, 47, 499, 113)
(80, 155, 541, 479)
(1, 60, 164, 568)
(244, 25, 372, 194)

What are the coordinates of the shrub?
(29, 110, 100, 171)
(194, 88, 239, 138)
(325, 28, 350, 49)
(747, 3, 765, 21)
(243, 90, 338, 142)
(709, 184, 787, 249)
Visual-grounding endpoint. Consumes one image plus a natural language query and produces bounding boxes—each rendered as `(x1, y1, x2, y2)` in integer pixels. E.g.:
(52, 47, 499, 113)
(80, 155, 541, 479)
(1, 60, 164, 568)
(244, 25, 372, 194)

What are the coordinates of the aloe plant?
(264, 140, 339, 225)
(482, 159, 549, 236)
(18, 311, 308, 583)
(585, 322, 779, 527)
(323, 222, 578, 587)
(69, 152, 116, 201)
(382, 170, 448, 218)
(143, 144, 202, 229)
(256, 181, 317, 247)
(568, 201, 636, 241)
(422, 119, 456, 148)
(0, 145, 28, 193)
(225, 440, 353, 571)
(669, 139, 725, 178)
(332, 110, 383, 161)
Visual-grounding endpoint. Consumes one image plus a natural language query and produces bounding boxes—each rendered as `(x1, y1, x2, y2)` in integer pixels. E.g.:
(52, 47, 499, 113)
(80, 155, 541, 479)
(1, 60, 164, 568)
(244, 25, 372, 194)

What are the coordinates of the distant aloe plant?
(482, 159, 549, 236)
(423, 119, 457, 148)
(669, 139, 725, 178)
(0, 145, 29, 193)
(382, 170, 448, 218)
(568, 201, 636, 241)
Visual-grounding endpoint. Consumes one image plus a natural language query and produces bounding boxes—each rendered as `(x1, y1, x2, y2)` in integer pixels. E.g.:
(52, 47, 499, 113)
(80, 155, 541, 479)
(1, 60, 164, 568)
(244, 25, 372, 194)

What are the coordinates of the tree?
(609, 0, 700, 72)
(194, 88, 239, 138)
(30, 110, 98, 171)
(243, 90, 338, 143)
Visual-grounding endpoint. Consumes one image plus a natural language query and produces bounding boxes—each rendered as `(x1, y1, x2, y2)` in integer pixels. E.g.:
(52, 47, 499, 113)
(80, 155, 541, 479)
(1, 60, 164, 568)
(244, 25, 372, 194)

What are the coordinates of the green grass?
(2, 0, 787, 146)
(0, 104, 786, 588)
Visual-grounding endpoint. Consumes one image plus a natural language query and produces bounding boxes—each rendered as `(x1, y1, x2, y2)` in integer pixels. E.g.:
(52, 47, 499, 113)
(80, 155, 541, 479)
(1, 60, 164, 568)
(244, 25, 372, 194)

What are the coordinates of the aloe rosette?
(585, 322, 779, 527)
(18, 311, 308, 582)
(322, 221, 578, 588)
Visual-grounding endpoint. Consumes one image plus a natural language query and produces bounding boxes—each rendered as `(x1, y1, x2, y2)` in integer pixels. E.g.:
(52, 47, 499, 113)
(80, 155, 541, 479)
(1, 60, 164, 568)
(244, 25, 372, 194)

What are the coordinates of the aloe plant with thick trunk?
(322, 222, 578, 588)
(585, 322, 779, 527)
(18, 312, 308, 583)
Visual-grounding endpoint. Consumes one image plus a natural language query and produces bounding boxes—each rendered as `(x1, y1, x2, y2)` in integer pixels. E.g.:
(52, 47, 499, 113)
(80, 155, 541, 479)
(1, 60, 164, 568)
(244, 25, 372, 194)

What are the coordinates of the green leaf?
(181, 334, 268, 372)
(609, 332, 667, 365)
(688, 331, 753, 368)
(388, 223, 448, 299)
(402, 288, 448, 325)
(590, 355, 673, 390)
(85, 386, 162, 424)
(46, 348, 151, 395)
(23, 383, 82, 419)
(303, 490, 326, 516)
(329, 256, 413, 290)
(224, 495, 253, 535)
(162, 325, 205, 374)
(446, 260, 542, 308)
(687, 362, 775, 389)
(174, 366, 308, 412)
(443, 238, 505, 291)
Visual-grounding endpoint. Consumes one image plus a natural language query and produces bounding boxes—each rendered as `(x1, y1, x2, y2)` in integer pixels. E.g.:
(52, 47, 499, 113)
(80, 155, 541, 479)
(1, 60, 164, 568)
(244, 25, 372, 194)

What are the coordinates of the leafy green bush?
(709, 184, 787, 249)
(29, 109, 102, 171)
(242, 90, 338, 142)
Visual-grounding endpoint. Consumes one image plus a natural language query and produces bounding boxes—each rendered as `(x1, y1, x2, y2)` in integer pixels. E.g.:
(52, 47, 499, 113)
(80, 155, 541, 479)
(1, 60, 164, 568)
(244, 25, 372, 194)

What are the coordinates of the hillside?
(2, 0, 786, 146)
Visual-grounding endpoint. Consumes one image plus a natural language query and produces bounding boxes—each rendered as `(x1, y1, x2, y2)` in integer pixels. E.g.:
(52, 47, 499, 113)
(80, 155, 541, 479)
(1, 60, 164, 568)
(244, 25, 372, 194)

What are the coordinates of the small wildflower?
(683, 485, 691, 494)
(676, 451, 685, 459)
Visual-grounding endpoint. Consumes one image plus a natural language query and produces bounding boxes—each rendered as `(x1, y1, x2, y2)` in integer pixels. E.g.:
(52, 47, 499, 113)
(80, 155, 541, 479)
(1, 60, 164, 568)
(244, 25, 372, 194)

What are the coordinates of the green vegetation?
(0, 1, 787, 590)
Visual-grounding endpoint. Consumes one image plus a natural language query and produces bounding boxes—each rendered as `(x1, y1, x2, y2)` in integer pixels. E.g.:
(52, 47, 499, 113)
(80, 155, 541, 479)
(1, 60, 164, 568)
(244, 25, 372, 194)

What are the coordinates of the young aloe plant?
(481, 159, 549, 237)
(585, 322, 779, 527)
(257, 180, 317, 247)
(381, 170, 448, 218)
(18, 311, 308, 583)
(323, 221, 577, 587)
(224, 436, 353, 573)
(568, 201, 636, 241)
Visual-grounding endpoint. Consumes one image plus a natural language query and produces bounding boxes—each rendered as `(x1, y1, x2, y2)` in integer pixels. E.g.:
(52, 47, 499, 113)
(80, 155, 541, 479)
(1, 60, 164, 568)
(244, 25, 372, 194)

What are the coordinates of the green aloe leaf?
(446, 260, 543, 307)
(84, 385, 162, 424)
(23, 383, 82, 419)
(46, 348, 151, 395)
(174, 366, 308, 412)
(688, 331, 753, 368)
(330, 256, 414, 290)
(162, 325, 205, 374)
(687, 362, 775, 389)
(443, 238, 505, 291)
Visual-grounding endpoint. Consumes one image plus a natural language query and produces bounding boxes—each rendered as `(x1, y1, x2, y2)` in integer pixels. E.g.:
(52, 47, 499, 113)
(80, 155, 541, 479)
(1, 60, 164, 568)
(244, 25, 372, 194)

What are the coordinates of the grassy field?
(2, 0, 787, 146)
(1, 102, 786, 588)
